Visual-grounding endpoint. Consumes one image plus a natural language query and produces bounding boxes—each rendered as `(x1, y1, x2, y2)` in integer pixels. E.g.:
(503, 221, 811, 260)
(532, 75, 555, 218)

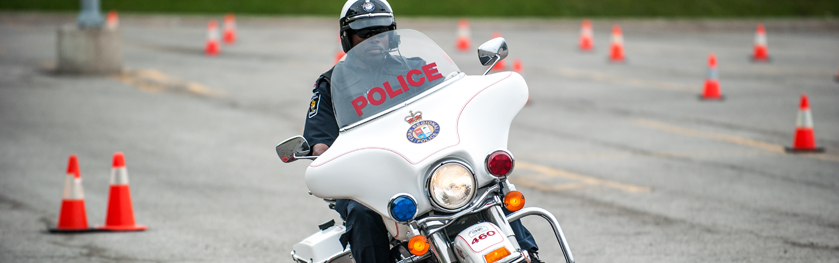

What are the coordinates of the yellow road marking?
(185, 82, 224, 97)
(515, 150, 775, 160)
(795, 153, 839, 163)
(515, 161, 652, 193)
(635, 119, 785, 153)
(113, 69, 225, 98)
(510, 178, 586, 192)
(552, 66, 832, 93)
(635, 119, 839, 162)
(553, 67, 696, 93)
(726, 64, 834, 78)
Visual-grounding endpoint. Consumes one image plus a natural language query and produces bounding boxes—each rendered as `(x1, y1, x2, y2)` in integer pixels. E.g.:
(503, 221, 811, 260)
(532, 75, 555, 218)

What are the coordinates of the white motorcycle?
(276, 29, 574, 263)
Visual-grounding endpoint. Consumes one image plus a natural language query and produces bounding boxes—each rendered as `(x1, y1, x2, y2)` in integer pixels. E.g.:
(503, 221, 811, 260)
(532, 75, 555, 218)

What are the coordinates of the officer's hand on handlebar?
(312, 143, 330, 156)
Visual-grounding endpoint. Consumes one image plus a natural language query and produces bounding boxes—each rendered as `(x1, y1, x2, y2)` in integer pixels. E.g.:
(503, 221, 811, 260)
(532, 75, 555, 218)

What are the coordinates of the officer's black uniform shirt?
(303, 68, 339, 148)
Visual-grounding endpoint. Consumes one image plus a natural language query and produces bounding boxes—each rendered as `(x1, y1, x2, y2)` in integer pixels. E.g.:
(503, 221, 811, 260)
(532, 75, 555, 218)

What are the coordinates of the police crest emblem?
(404, 111, 439, 144)
(362, 2, 375, 12)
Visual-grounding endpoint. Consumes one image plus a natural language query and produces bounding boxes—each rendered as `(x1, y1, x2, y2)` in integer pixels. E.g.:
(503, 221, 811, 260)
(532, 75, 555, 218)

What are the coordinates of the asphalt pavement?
(1, 13, 838, 263)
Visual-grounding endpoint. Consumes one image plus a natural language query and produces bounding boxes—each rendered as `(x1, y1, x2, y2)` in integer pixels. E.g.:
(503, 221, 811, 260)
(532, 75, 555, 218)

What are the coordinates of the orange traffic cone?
(785, 95, 824, 153)
(700, 53, 724, 100)
(105, 10, 118, 30)
(751, 24, 770, 62)
(490, 32, 506, 71)
(579, 19, 593, 51)
(512, 58, 523, 74)
(49, 155, 93, 233)
(334, 50, 345, 65)
(97, 152, 147, 231)
(511, 58, 530, 105)
(456, 19, 471, 52)
(205, 20, 220, 56)
(334, 35, 345, 65)
(223, 13, 237, 45)
(609, 25, 625, 62)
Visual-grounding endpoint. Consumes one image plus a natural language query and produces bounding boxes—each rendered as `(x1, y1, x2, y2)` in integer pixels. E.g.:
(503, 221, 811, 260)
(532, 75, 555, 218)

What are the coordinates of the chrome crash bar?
(395, 252, 432, 263)
(417, 184, 501, 236)
(507, 207, 575, 263)
(291, 248, 351, 263)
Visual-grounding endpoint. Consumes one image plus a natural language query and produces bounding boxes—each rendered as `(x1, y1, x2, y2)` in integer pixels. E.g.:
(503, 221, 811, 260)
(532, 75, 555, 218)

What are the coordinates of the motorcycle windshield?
(332, 29, 460, 129)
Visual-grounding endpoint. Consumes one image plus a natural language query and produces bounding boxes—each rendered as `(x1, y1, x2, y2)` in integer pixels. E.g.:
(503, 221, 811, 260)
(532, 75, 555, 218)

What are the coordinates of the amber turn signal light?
(484, 247, 511, 263)
(408, 235, 429, 256)
(504, 191, 525, 212)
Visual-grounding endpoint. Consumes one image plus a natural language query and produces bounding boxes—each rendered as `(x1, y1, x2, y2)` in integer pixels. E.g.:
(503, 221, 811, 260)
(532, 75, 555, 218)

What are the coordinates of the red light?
(486, 150, 513, 177)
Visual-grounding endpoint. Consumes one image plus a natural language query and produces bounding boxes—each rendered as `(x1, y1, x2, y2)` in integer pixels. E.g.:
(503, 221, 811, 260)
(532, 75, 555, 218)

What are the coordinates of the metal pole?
(77, 0, 104, 28)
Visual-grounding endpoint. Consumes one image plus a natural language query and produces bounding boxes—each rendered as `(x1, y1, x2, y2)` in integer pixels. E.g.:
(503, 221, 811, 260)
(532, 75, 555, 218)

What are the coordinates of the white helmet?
(339, 0, 397, 52)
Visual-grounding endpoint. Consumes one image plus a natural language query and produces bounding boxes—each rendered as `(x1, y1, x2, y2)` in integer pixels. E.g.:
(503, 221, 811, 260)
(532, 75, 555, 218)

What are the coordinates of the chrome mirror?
(275, 135, 312, 163)
(478, 37, 508, 75)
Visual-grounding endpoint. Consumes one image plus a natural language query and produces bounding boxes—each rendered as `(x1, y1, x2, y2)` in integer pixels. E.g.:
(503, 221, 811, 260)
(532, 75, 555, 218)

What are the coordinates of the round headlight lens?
(429, 163, 475, 210)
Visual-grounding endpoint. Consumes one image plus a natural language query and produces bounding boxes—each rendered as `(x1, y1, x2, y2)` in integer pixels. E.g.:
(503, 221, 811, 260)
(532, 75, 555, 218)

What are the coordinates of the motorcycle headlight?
(428, 162, 476, 210)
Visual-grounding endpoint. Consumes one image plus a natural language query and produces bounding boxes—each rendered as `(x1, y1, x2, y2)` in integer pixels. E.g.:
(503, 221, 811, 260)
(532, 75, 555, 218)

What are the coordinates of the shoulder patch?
(308, 91, 321, 118)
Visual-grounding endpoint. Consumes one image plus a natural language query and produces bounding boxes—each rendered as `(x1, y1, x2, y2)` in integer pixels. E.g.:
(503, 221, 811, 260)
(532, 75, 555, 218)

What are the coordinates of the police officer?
(303, 1, 542, 262)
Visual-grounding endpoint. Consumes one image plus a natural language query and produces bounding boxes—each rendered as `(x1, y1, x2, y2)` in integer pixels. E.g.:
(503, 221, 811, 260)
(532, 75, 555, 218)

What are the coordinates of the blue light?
(390, 195, 417, 222)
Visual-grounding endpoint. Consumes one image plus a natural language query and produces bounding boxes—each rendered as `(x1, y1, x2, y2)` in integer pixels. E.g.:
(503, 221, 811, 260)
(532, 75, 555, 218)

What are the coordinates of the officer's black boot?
(528, 249, 544, 263)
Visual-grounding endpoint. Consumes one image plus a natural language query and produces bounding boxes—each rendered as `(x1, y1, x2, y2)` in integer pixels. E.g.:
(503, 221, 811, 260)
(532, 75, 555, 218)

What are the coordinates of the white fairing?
(383, 217, 410, 242)
(306, 71, 528, 219)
